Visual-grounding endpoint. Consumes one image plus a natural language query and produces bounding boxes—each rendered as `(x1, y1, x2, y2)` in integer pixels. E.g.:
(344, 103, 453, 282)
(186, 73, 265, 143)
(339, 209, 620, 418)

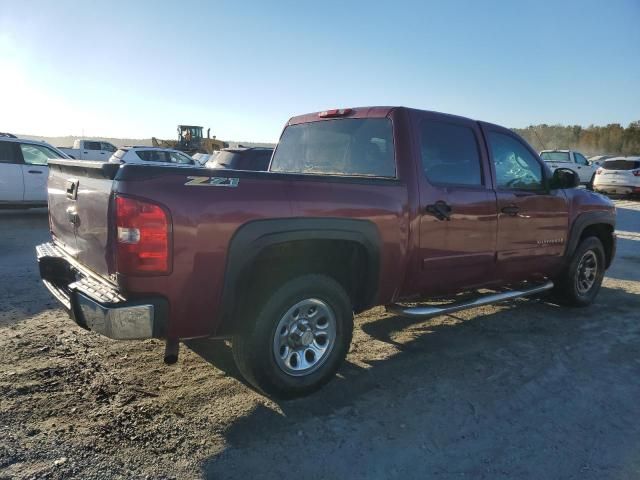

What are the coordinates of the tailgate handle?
(66, 179, 79, 200)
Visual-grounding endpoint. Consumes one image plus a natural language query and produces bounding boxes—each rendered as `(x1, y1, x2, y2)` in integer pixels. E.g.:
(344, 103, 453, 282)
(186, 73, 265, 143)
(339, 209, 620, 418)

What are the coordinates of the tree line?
(513, 121, 640, 156)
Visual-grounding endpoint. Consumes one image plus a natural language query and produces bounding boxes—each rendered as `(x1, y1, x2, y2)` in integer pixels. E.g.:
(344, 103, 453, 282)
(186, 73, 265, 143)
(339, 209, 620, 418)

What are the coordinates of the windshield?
(270, 118, 396, 177)
(540, 152, 570, 162)
(602, 159, 640, 170)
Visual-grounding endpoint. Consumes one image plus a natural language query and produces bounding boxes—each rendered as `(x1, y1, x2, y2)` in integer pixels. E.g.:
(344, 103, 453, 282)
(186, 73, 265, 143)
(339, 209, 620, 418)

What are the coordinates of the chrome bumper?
(36, 242, 167, 340)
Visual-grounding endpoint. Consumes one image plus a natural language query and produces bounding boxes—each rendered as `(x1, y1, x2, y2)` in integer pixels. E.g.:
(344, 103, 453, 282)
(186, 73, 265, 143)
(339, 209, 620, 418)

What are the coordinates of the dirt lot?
(1, 200, 639, 479)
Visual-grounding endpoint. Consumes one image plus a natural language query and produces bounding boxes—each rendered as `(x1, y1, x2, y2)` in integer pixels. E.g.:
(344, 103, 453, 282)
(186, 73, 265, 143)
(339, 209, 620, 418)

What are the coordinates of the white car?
(0, 133, 70, 207)
(108, 146, 196, 166)
(539, 149, 597, 186)
(593, 156, 640, 196)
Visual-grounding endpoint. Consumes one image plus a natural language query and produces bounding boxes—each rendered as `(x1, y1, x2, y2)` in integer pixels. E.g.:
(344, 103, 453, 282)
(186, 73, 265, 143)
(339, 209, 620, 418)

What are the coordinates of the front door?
(482, 125, 569, 283)
(414, 114, 498, 296)
(19, 143, 57, 202)
(0, 141, 24, 202)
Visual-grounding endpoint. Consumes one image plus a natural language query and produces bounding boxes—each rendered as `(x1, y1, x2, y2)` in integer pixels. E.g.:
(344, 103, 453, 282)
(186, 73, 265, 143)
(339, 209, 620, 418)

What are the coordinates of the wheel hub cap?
(273, 298, 337, 377)
(576, 250, 598, 295)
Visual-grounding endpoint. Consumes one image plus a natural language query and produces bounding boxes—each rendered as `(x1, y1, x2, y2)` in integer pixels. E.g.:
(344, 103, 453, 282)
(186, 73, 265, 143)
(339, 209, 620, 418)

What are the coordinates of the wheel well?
(580, 223, 614, 268)
(236, 239, 374, 315)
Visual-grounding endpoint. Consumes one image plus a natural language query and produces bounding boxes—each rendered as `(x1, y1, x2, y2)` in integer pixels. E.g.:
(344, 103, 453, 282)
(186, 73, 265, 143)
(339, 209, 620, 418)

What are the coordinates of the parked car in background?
(588, 155, 614, 167)
(59, 139, 118, 160)
(593, 156, 640, 196)
(205, 147, 273, 171)
(0, 133, 69, 207)
(192, 152, 219, 166)
(37, 106, 616, 398)
(540, 149, 597, 186)
(108, 147, 196, 166)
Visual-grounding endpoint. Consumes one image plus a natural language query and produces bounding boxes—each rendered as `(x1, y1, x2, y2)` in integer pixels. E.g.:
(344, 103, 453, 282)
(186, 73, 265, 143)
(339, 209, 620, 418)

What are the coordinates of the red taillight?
(633, 169, 640, 177)
(318, 108, 353, 118)
(596, 168, 603, 175)
(115, 196, 170, 275)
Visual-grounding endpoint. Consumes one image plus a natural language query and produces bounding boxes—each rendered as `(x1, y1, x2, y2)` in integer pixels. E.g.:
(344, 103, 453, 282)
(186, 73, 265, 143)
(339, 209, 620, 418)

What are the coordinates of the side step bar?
(386, 281, 554, 319)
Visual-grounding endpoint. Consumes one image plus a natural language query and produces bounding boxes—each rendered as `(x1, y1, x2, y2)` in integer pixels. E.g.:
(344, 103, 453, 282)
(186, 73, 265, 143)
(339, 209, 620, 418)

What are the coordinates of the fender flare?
(564, 210, 616, 264)
(218, 218, 382, 332)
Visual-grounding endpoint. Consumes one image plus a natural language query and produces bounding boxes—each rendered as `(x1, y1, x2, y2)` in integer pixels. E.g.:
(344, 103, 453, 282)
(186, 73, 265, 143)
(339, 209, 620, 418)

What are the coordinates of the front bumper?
(36, 242, 167, 340)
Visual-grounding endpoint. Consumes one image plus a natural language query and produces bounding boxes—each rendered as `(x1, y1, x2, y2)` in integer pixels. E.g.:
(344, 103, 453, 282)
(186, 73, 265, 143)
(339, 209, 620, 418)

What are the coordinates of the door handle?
(27, 170, 43, 174)
(426, 200, 452, 221)
(501, 205, 520, 216)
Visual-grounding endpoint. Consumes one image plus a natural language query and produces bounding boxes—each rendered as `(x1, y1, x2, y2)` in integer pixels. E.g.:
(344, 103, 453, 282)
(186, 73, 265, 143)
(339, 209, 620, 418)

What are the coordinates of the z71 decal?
(184, 176, 239, 187)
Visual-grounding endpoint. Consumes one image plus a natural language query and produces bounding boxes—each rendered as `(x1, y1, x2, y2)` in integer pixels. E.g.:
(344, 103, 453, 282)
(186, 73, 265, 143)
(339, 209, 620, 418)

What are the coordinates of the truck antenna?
(533, 127, 547, 150)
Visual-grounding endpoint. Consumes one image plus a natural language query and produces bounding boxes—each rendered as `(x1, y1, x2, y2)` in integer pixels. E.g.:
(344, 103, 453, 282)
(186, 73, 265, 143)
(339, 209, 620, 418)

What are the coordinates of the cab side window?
(0, 141, 20, 164)
(85, 141, 102, 151)
(419, 120, 483, 186)
(574, 152, 589, 165)
(19, 144, 61, 165)
(101, 142, 117, 153)
(488, 132, 543, 191)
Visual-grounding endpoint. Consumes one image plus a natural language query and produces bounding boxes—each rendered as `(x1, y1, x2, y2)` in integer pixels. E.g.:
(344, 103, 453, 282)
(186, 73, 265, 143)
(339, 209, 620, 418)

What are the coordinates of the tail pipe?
(164, 338, 179, 365)
(386, 281, 554, 319)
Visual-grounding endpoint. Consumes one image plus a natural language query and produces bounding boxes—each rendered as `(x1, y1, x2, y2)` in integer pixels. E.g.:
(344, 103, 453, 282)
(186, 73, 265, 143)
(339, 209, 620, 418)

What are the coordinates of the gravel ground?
(1, 199, 639, 479)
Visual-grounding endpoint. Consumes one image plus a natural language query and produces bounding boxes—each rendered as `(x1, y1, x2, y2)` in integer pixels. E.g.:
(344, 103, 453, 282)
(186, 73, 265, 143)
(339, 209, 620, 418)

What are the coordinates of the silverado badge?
(185, 176, 239, 187)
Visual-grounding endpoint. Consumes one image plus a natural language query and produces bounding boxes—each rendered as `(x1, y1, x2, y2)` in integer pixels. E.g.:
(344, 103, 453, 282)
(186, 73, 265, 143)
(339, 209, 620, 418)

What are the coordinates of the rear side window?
(270, 118, 396, 177)
(419, 120, 482, 186)
(84, 141, 102, 150)
(602, 159, 640, 170)
(0, 141, 20, 164)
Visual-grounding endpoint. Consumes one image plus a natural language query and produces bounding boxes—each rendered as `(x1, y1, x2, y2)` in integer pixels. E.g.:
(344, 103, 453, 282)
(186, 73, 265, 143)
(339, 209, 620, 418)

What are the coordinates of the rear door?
(82, 141, 103, 160)
(414, 113, 498, 295)
(0, 141, 24, 202)
(483, 125, 569, 282)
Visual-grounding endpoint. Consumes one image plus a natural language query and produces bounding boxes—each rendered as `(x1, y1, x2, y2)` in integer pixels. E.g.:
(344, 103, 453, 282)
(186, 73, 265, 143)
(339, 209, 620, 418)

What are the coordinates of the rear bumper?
(594, 184, 640, 194)
(36, 242, 168, 340)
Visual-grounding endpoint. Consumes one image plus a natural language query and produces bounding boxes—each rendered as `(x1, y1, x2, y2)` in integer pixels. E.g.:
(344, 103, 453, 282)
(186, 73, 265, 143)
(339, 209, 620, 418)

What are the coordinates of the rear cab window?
(270, 118, 396, 177)
(540, 152, 570, 162)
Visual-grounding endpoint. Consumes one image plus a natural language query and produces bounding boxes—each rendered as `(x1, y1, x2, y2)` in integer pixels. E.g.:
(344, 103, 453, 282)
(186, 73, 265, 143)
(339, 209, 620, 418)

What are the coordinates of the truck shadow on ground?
(198, 283, 639, 478)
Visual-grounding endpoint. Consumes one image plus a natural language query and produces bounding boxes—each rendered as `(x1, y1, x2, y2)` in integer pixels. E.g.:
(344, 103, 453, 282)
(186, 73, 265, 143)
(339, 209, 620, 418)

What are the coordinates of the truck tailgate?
(47, 160, 120, 279)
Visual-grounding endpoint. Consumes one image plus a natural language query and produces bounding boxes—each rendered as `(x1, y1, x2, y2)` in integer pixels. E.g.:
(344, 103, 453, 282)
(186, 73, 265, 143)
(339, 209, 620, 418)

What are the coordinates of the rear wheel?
(553, 236, 605, 307)
(232, 274, 353, 399)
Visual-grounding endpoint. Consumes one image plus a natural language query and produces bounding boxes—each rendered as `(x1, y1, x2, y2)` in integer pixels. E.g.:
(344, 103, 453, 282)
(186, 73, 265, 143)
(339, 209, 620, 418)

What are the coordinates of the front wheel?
(553, 236, 605, 307)
(232, 274, 353, 399)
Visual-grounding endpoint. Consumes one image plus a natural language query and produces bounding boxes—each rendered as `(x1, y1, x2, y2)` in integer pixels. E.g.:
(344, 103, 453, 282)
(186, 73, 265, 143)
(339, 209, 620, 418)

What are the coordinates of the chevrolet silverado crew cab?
(36, 107, 616, 398)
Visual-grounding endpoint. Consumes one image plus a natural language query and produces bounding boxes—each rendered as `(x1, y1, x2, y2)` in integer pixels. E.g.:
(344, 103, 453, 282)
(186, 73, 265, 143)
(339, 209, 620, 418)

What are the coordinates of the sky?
(0, 0, 638, 142)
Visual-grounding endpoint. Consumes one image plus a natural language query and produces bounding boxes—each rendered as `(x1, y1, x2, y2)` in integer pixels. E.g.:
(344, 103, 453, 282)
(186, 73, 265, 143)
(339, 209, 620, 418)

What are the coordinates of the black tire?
(553, 236, 605, 307)
(232, 274, 353, 399)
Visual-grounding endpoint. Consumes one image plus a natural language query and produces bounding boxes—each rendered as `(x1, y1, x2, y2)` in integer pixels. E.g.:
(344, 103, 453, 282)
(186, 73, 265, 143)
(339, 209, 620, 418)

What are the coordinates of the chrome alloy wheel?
(576, 250, 598, 295)
(272, 298, 337, 377)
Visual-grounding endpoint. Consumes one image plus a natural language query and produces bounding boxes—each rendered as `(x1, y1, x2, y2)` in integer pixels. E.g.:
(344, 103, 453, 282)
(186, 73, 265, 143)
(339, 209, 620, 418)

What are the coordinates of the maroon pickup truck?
(37, 107, 616, 398)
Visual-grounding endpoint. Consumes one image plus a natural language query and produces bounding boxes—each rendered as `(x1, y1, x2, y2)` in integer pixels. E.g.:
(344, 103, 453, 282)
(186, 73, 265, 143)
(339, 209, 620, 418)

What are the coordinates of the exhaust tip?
(163, 339, 179, 365)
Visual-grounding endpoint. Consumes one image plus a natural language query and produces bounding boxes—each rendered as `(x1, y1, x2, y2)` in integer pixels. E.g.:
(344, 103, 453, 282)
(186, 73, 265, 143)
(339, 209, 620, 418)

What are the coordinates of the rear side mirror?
(550, 168, 580, 189)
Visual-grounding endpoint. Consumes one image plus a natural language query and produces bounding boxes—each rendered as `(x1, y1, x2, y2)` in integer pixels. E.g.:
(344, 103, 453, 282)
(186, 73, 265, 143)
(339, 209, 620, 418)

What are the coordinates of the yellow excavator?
(152, 125, 228, 155)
